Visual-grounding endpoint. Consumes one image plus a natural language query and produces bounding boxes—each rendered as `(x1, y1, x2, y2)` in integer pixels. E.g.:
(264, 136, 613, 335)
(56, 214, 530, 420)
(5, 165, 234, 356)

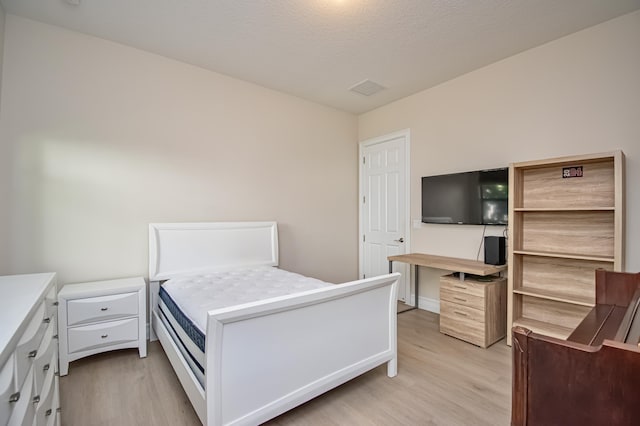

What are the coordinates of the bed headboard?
(148, 222, 279, 281)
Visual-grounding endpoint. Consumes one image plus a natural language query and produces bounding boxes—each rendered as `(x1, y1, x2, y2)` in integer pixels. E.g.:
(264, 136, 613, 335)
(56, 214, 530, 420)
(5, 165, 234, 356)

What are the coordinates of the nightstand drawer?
(440, 287, 485, 310)
(68, 318, 139, 354)
(67, 292, 138, 326)
(440, 275, 485, 298)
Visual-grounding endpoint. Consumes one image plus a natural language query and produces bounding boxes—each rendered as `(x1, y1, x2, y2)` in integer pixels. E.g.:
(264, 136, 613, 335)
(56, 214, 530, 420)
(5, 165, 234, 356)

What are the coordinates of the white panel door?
(360, 131, 409, 302)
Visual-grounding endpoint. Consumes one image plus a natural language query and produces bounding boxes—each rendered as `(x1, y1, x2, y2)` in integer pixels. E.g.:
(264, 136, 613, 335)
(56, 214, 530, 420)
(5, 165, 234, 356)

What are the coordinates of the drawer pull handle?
(28, 350, 38, 358)
(454, 311, 468, 317)
(45, 409, 53, 417)
(43, 317, 51, 324)
(101, 334, 108, 339)
(100, 307, 109, 311)
(33, 395, 40, 404)
(453, 297, 467, 302)
(453, 285, 467, 290)
(55, 371, 60, 377)
(9, 392, 20, 403)
(43, 363, 50, 372)
(53, 334, 59, 339)
(53, 301, 59, 306)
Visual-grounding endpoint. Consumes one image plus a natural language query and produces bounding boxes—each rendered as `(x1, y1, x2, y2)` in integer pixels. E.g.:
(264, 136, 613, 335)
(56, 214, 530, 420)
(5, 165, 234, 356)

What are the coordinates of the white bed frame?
(148, 222, 399, 426)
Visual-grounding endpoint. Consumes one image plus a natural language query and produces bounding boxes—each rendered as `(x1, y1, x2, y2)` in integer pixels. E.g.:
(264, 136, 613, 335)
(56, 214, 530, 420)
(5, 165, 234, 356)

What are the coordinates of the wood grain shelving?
(513, 207, 615, 212)
(507, 151, 625, 346)
(511, 250, 615, 263)
(512, 286, 594, 307)
(512, 317, 574, 340)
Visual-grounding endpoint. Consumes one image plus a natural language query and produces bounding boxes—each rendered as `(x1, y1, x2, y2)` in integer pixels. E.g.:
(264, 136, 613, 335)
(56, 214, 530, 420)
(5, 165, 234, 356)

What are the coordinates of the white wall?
(0, 4, 5, 102)
(0, 16, 359, 285)
(0, 4, 7, 275)
(359, 11, 640, 303)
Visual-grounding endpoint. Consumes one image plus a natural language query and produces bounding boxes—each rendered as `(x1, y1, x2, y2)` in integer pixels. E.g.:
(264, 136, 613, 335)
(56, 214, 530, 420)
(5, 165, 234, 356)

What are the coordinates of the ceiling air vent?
(349, 79, 386, 96)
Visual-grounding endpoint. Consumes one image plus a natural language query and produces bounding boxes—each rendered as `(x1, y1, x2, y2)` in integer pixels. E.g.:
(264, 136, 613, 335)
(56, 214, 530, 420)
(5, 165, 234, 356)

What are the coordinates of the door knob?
(394, 238, 404, 243)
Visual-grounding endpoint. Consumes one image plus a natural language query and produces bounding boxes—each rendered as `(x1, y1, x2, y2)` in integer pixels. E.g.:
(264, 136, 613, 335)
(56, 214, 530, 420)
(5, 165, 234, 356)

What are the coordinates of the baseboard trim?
(401, 295, 440, 314)
(419, 295, 440, 314)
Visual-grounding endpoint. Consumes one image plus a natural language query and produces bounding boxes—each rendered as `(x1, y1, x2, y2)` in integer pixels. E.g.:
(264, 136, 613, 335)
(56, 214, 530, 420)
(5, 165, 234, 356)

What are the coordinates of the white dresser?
(0, 273, 60, 426)
(58, 277, 147, 376)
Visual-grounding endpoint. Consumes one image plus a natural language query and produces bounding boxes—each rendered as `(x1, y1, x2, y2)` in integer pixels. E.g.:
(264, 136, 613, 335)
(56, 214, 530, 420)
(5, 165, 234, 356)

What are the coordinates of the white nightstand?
(58, 277, 147, 376)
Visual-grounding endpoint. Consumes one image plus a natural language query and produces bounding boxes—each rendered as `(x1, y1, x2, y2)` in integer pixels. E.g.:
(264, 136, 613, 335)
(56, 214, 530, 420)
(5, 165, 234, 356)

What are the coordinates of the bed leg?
(387, 357, 397, 377)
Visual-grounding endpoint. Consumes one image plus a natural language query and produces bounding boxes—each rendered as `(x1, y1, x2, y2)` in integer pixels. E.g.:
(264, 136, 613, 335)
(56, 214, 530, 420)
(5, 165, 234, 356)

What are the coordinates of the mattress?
(157, 266, 331, 384)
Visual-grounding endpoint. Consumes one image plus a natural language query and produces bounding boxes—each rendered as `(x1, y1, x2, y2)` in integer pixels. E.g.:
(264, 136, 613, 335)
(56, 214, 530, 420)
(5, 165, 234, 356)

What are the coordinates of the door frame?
(358, 129, 411, 301)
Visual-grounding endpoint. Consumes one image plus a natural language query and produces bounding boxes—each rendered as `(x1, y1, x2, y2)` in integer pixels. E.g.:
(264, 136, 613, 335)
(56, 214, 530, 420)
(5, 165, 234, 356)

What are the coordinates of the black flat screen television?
(421, 168, 508, 225)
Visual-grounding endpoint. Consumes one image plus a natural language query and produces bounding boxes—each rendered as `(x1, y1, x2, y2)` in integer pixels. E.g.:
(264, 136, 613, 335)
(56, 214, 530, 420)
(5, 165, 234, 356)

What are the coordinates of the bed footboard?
(205, 273, 399, 426)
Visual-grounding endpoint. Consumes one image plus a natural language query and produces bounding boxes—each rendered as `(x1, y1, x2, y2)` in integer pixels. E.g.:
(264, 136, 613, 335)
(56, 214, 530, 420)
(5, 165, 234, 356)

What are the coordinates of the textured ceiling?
(1, 0, 639, 114)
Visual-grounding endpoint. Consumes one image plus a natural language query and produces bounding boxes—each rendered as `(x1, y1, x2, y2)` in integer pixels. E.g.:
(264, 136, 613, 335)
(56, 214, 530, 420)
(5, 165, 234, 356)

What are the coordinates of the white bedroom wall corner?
(0, 4, 5, 105)
(1, 16, 358, 284)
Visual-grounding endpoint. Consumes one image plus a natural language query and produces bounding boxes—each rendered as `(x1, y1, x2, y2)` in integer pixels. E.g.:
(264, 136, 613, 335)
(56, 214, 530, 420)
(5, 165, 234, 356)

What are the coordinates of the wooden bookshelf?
(506, 151, 625, 345)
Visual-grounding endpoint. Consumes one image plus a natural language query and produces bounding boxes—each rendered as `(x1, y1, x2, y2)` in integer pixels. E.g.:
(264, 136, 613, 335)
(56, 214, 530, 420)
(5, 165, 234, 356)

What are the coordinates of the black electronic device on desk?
(484, 236, 506, 265)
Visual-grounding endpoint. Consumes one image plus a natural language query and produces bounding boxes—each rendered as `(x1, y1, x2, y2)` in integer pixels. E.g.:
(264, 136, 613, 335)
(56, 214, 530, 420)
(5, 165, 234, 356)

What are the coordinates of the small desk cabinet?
(58, 277, 147, 376)
(439, 274, 507, 348)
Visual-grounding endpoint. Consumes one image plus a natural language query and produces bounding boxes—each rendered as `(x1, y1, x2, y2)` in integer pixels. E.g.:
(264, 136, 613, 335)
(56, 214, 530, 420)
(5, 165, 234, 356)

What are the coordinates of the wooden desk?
(388, 253, 507, 312)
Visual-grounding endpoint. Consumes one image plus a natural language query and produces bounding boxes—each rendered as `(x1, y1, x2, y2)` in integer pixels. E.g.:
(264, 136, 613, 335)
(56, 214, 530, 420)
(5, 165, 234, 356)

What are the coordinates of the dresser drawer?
(440, 287, 485, 310)
(1, 354, 16, 425)
(440, 275, 486, 298)
(68, 318, 139, 354)
(67, 292, 138, 326)
(45, 287, 58, 320)
(33, 357, 56, 426)
(7, 367, 36, 426)
(49, 376, 59, 426)
(440, 301, 485, 347)
(33, 323, 57, 392)
(46, 406, 58, 426)
(15, 302, 47, 389)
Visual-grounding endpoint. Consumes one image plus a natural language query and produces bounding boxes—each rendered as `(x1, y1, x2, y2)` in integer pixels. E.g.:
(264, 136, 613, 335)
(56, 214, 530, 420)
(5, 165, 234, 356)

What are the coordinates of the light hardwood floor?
(60, 309, 512, 425)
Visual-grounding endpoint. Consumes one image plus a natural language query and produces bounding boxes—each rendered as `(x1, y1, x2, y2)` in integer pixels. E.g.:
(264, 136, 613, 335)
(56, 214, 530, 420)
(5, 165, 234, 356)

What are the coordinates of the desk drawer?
(440, 301, 485, 347)
(68, 318, 138, 354)
(440, 287, 485, 311)
(440, 275, 486, 298)
(440, 300, 485, 324)
(67, 292, 138, 326)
